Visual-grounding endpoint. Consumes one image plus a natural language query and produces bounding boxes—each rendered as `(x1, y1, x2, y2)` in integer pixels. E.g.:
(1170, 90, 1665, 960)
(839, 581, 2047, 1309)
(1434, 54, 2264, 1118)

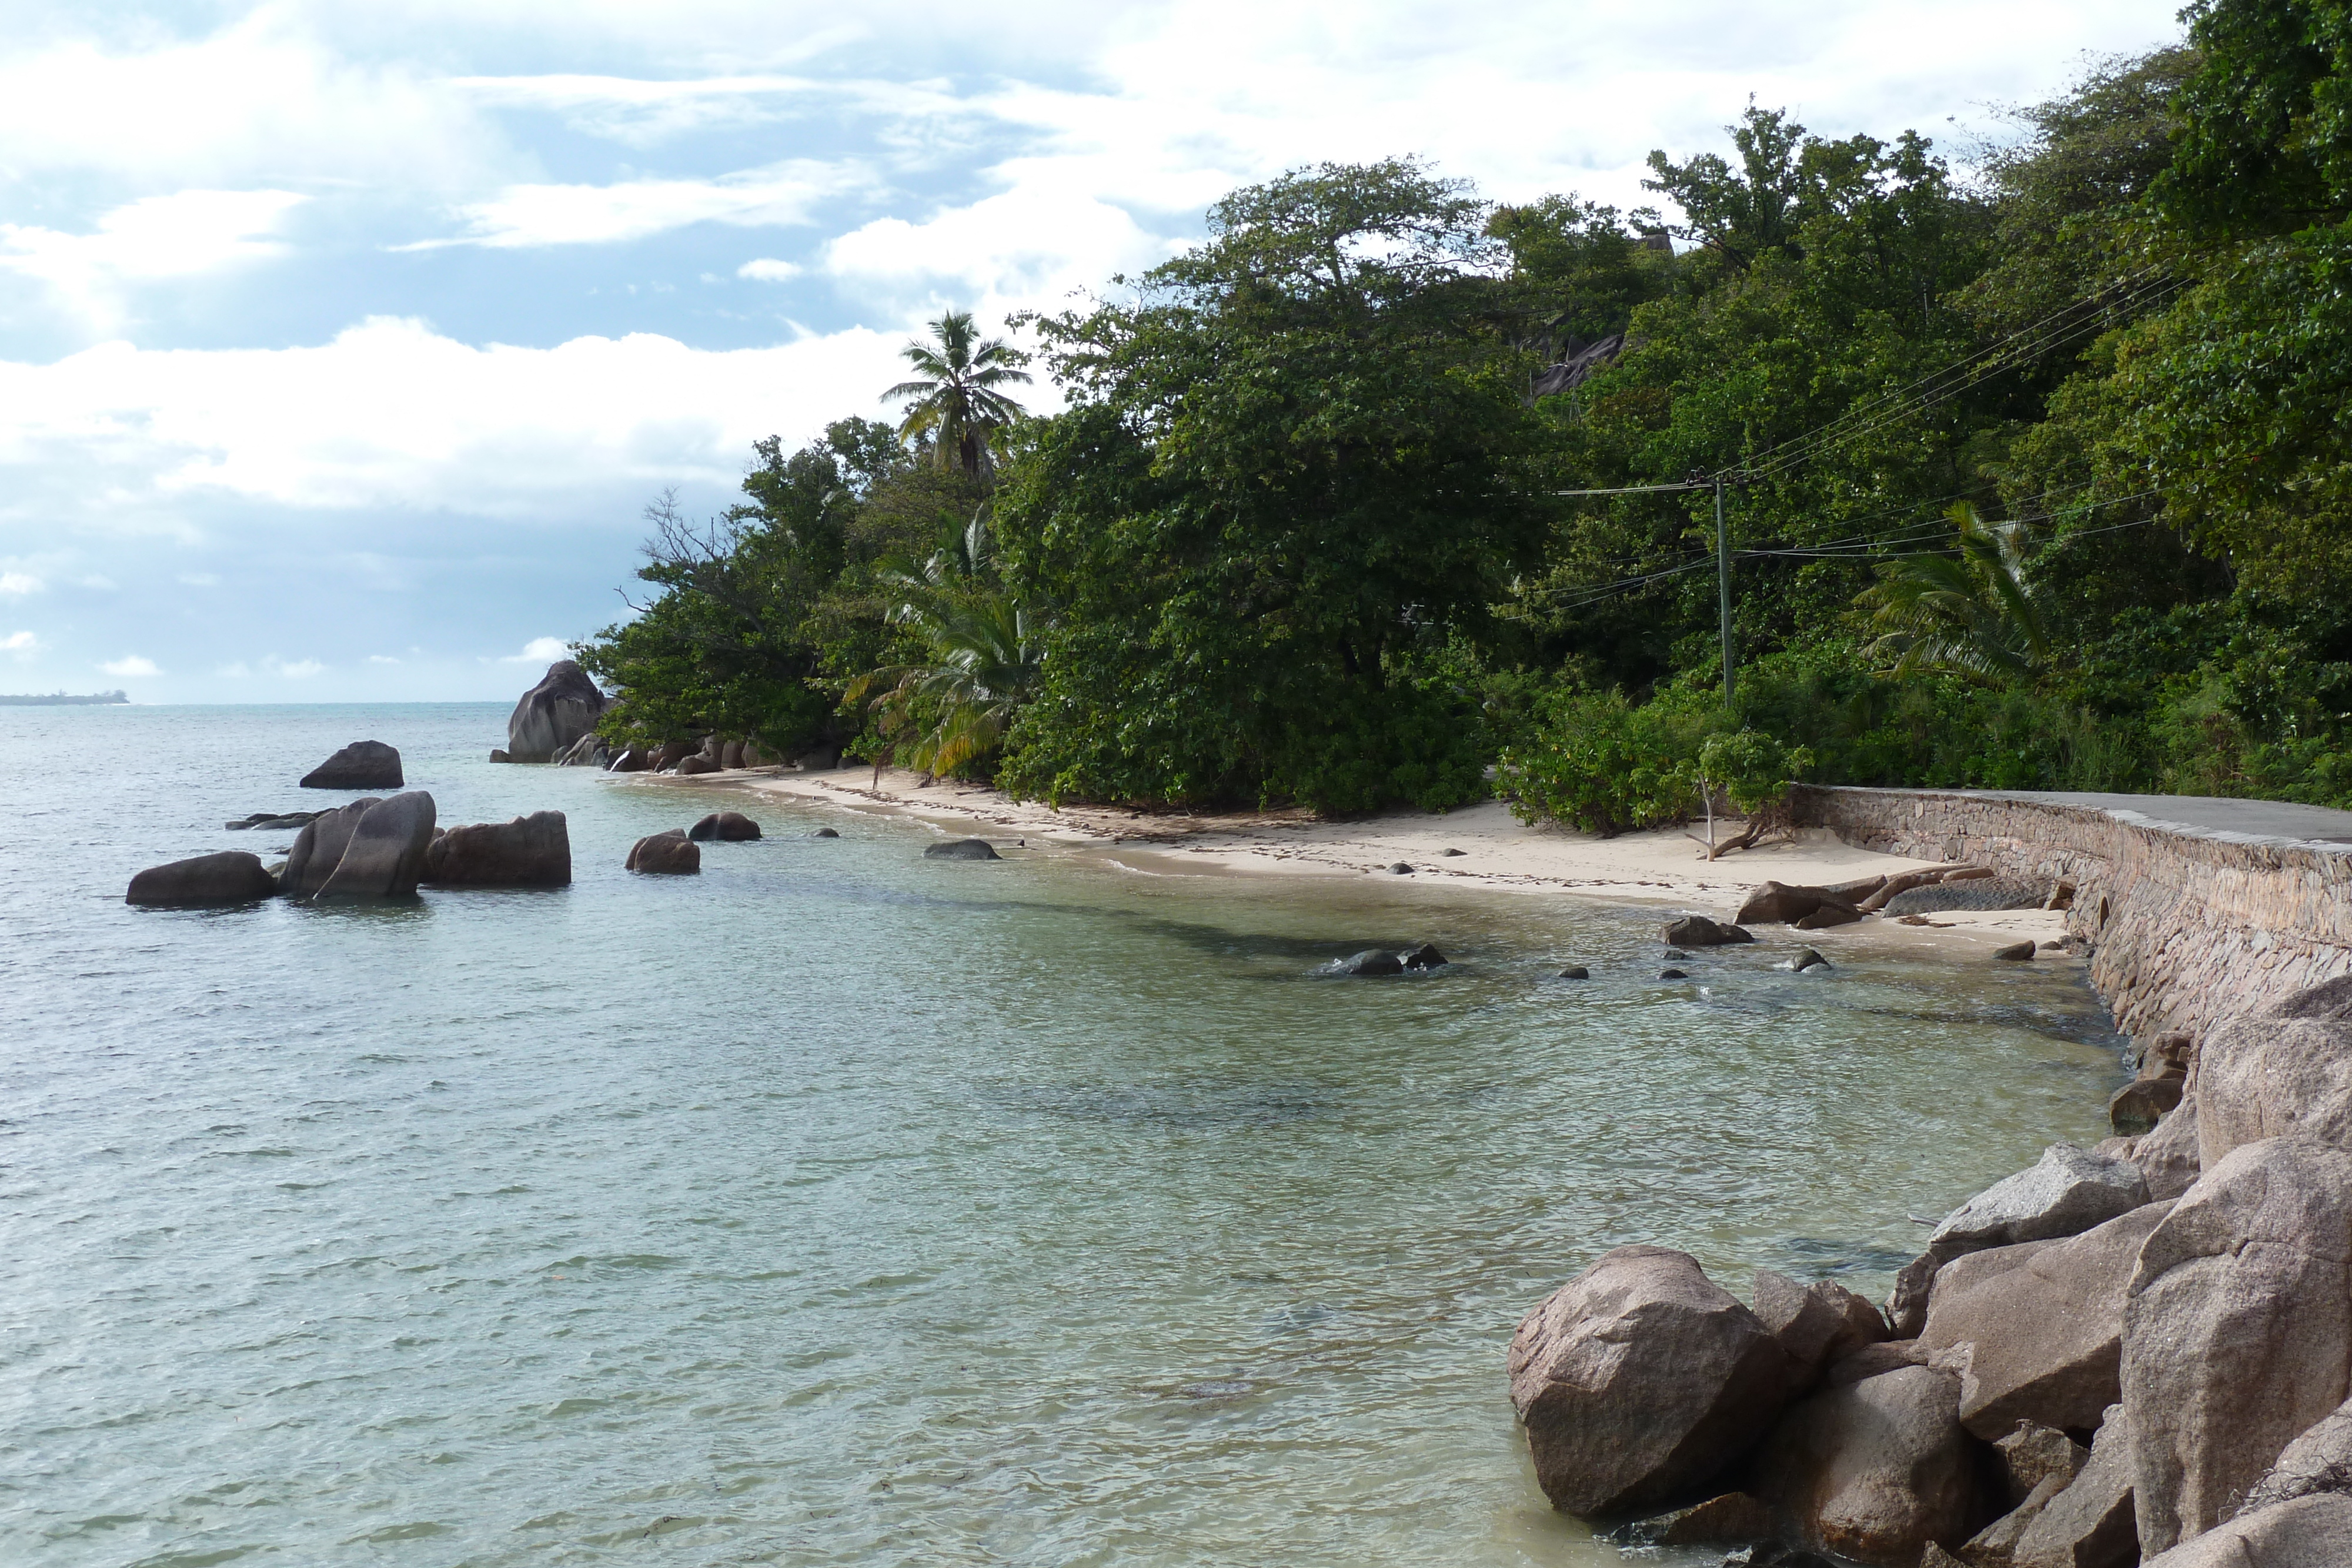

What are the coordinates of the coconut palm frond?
(1857, 503, 2051, 685)
(880, 310, 1034, 479)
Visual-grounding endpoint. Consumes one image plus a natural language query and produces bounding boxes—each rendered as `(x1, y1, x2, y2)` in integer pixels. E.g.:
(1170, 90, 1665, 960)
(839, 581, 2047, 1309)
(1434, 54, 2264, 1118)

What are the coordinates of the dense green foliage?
(582, 4, 2352, 823)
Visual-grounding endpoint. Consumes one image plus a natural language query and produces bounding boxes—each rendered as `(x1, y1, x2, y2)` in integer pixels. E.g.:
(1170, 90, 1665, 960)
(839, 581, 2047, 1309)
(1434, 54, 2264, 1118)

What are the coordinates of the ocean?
(2, 703, 2127, 1566)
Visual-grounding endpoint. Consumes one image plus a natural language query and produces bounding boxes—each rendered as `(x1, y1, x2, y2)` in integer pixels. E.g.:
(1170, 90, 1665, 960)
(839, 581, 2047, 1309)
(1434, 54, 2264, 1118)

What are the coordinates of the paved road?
(1961, 790, 2352, 844)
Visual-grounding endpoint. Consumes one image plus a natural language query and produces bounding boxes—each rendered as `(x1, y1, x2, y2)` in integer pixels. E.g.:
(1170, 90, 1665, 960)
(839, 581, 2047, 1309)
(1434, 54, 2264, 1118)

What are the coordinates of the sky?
(0, 1, 2184, 703)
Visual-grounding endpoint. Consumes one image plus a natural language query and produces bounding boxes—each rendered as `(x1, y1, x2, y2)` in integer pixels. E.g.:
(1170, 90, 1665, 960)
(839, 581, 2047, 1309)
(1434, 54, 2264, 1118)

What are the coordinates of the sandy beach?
(639, 763, 2073, 961)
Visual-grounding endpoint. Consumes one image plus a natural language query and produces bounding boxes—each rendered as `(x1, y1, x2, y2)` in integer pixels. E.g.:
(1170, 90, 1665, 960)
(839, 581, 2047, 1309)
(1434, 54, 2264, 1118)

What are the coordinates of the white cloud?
(0, 315, 904, 516)
(737, 258, 803, 282)
(276, 657, 323, 678)
(503, 636, 572, 662)
(1, 630, 36, 651)
(100, 654, 159, 676)
(406, 159, 862, 249)
(216, 661, 251, 677)
(1, 190, 310, 333)
(367, 653, 402, 664)
(0, 572, 40, 595)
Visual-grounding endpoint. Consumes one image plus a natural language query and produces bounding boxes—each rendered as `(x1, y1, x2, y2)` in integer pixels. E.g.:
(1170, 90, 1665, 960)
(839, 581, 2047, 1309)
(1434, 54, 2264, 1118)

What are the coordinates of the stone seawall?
(1793, 785, 2352, 1044)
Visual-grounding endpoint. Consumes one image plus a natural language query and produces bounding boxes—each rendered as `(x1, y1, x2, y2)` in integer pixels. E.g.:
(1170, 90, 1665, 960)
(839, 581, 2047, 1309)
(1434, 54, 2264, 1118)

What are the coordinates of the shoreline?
(623, 762, 2074, 962)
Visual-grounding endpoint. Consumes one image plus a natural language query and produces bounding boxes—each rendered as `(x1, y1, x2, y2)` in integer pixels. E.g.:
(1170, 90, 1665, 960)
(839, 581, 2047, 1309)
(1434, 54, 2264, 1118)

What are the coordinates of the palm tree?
(846, 510, 1042, 779)
(1857, 502, 2053, 683)
(881, 311, 1033, 479)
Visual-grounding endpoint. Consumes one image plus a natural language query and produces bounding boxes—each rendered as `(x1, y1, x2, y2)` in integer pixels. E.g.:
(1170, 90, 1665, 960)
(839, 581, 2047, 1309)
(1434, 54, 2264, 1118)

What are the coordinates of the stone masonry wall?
(1792, 785, 2352, 1045)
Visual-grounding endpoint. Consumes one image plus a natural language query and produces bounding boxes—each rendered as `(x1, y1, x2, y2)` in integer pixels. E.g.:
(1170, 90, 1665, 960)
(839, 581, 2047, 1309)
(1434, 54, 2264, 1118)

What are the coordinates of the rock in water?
(1660, 968, 1689, 979)
(674, 754, 720, 776)
(1751, 1364, 1989, 1566)
(506, 660, 606, 763)
(1662, 915, 1754, 947)
(811, 827, 839, 839)
(1921, 1199, 2174, 1438)
(2139, 1493, 2352, 1565)
(281, 798, 382, 897)
(2124, 1135, 2352, 1556)
(626, 830, 699, 874)
(300, 739, 402, 790)
(1557, 965, 1589, 979)
(125, 851, 278, 906)
(315, 791, 435, 899)
(687, 811, 761, 842)
(553, 731, 610, 768)
(1398, 942, 1447, 970)
(1754, 1269, 1886, 1381)
(1342, 950, 1403, 977)
(1927, 1142, 2149, 1261)
(2195, 975, 2352, 1168)
(1508, 1245, 1795, 1516)
(924, 838, 1000, 861)
(421, 811, 570, 887)
(1993, 940, 2037, 961)
(2109, 1075, 2184, 1135)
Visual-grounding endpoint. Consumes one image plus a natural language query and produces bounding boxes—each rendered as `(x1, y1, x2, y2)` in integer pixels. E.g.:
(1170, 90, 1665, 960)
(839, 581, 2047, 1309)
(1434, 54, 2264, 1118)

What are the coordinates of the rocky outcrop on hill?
(125, 850, 278, 906)
(422, 811, 570, 887)
(505, 660, 606, 763)
(300, 740, 402, 789)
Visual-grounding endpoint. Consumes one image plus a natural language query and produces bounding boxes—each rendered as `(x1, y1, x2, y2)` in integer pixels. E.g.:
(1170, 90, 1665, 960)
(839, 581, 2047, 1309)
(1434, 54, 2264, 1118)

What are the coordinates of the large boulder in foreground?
(1735, 881, 1863, 927)
(1929, 1142, 2149, 1261)
(2140, 1493, 2352, 1566)
(282, 797, 382, 897)
(688, 811, 761, 842)
(315, 791, 435, 899)
(1754, 1269, 1887, 1382)
(506, 660, 606, 763)
(1922, 1199, 2174, 1439)
(626, 830, 699, 874)
(1508, 1245, 1795, 1516)
(2124, 1136, 2352, 1557)
(422, 811, 570, 887)
(1750, 1363, 1989, 1565)
(125, 850, 278, 906)
(2196, 976, 2352, 1168)
(300, 739, 402, 789)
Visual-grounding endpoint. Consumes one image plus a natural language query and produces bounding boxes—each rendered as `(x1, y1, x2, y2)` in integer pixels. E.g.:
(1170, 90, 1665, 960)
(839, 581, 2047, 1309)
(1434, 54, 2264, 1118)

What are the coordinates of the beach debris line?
(299, 739, 403, 790)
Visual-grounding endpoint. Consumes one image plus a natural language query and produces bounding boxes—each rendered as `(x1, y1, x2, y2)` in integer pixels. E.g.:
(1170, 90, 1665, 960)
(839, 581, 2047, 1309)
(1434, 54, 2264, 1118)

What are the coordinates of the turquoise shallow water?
(1, 704, 2129, 1567)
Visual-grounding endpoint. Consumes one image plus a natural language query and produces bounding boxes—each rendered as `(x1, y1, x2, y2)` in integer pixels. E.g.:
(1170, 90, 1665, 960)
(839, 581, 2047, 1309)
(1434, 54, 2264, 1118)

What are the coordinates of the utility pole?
(1715, 477, 1735, 707)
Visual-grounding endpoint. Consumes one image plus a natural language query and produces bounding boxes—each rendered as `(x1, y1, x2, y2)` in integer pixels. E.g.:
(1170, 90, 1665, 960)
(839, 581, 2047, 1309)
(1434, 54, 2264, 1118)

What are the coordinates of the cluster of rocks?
(493, 661, 607, 764)
(131, 794, 576, 904)
(626, 811, 767, 874)
(1509, 972, 2352, 1566)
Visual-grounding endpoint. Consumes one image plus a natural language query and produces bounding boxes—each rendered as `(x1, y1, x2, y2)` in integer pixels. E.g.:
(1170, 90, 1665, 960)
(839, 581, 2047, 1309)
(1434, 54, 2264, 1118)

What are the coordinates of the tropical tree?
(846, 511, 1041, 778)
(1857, 503, 2054, 682)
(883, 311, 1033, 479)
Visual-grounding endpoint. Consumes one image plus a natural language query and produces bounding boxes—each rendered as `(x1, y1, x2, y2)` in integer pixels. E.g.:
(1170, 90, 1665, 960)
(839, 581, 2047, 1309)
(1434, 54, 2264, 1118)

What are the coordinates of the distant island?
(0, 690, 129, 706)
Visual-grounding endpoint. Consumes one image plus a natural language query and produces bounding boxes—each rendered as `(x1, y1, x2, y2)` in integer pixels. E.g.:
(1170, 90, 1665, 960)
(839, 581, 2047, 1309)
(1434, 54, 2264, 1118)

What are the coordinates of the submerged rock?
(626, 830, 699, 874)
(225, 811, 319, 831)
(1993, 940, 2037, 961)
(1509, 1245, 1795, 1517)
(1664, 915, 1753, 947)
(1557, 965, 1590, 980)
(811, 827, 840, 839)
(422, 811, 570, 887)
(1399, 942, 1448, 970)
(1661, 968, 1689, 979)
(924, 838, 1000, 861)
(1782, 948, 1831, 972)
(300, 739, 403, 790)
(125, 850, 278, 907)
(1342, 949, 1404, 977)
(687, 811, 761, 842)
